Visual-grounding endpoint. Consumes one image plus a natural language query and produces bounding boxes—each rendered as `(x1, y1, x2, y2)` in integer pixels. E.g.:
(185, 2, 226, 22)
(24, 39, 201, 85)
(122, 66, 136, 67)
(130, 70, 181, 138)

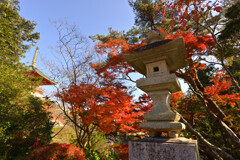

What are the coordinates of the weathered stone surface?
(134, 60, 185, 137)
(145, 59, 169, 77)
(142, 90, 179, 121)
(129, 138, 200, 160)
(138, 90, 185, 135)
(137, 75, 181, 93)
(140, 121, 185, 132)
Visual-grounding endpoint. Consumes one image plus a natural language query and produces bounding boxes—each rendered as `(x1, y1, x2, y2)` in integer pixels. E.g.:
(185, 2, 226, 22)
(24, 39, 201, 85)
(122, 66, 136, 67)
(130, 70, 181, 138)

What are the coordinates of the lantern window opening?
(153, 66, 159, 72)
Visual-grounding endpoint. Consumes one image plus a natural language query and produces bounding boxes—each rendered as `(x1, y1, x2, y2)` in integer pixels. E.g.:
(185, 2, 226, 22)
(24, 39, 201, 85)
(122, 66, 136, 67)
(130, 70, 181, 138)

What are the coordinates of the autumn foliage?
(93, 38, 146, 80)
(55, 37, 152, 157)
(27, 143, 85, 160)
(56, 36, 152, 134)
(57, 83, 147, 134)
(114, 144, 129, 160)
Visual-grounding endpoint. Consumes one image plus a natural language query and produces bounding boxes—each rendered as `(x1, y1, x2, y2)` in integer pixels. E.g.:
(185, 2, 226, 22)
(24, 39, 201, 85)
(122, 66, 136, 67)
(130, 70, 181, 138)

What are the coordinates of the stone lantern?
(124, 30, 200, 160)
(123, 30, 187, 138)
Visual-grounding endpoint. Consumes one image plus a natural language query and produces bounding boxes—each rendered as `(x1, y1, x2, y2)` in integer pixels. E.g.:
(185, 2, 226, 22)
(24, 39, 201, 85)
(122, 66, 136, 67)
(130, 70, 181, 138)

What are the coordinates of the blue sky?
(19, 0, 135, 67)
(19, 0, 137, 95)
(19, 0, 188, 95)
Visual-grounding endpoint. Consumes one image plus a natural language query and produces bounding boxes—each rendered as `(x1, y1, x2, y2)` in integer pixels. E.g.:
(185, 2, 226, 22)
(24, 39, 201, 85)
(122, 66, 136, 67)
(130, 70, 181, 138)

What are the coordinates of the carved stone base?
(129, 137, 200, 160)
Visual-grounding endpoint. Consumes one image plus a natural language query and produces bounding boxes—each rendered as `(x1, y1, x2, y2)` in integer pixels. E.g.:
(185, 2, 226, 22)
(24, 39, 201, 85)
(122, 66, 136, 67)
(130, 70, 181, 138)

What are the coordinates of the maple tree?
(56, 64, 150, 151)
(51, 21, 151, 160)
(47, 20, 99, 154)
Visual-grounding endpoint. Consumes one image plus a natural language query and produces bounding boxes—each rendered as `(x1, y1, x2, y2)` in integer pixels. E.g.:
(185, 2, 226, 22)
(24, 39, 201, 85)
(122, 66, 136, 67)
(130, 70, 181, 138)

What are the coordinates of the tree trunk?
(180, 116, 234, 160)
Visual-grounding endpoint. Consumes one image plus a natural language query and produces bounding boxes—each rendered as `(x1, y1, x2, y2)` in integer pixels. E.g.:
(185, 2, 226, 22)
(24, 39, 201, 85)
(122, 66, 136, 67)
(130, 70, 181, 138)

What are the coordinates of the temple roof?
(25, 46, 57, 86)
(27, 65, 57, 85)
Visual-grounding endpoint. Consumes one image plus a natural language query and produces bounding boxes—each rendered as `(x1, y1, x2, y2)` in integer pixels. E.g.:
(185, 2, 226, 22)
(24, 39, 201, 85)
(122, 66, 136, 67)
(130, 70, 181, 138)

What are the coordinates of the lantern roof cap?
(123, 37, 188, 76)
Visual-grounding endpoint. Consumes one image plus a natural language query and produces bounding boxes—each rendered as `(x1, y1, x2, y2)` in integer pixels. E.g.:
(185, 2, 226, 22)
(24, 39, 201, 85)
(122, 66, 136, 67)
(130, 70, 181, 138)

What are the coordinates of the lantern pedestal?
(129, 137, 200, 160)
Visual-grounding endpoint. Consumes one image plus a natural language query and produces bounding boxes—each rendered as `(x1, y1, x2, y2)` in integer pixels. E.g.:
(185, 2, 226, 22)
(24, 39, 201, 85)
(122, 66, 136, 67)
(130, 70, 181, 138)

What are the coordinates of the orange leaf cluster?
(57, 83, 148, 134)
(93, 39, 146, 81)
(165, 31, 215, 59)
(114, 144, 129, 160)
(204, 71, 240, 107)
(27, 143, 85, 160)
(171, 92, 207, 123)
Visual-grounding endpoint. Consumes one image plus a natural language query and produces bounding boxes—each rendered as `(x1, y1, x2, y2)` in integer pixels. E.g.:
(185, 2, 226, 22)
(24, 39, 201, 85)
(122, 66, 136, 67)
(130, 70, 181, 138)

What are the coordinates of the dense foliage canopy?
(0, 0, 53, 159)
